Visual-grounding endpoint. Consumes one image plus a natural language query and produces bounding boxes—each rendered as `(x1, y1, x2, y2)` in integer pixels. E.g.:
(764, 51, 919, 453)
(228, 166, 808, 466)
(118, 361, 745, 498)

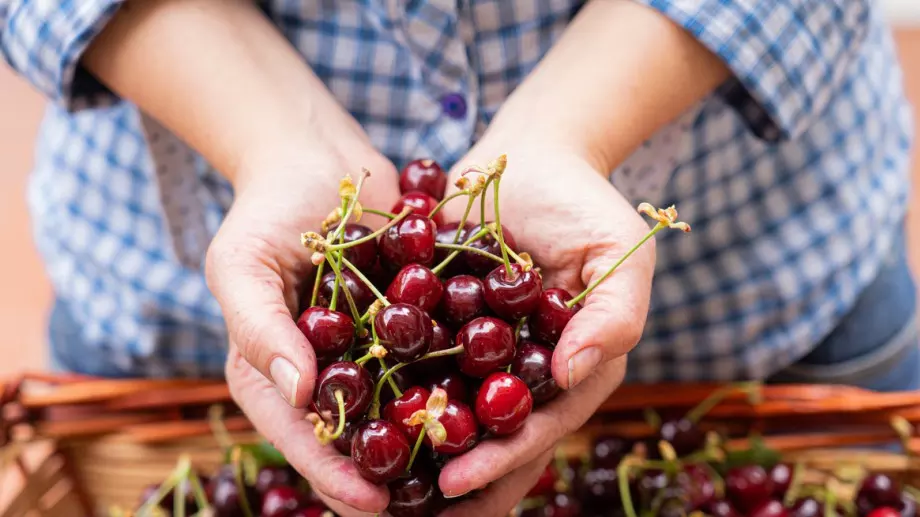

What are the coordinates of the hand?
(207, 147, 401, 516)
(435, 144, 658, 516)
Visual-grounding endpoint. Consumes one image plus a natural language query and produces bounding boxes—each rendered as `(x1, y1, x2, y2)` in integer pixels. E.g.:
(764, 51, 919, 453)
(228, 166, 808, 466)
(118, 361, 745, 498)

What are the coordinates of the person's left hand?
(434, 142, 661, 516)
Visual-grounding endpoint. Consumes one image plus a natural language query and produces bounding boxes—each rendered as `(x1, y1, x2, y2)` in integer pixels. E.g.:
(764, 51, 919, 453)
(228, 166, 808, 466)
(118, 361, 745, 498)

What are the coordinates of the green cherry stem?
(490, 177, 514, 278)
(480, 175, 494, 229)
(136, 466, 182, 515)
(309, 260, 326, 308)
(486, 226, 528, 266)
(379, 356, 403, 399)
(686, 382, 760, 423)
(617, 461, 639, 517)
(453, 193, 478, 244)
(330, 172, 370, 243)
(231, 447, 254, 517)
(328, 390, 347, 442)
(341, 256, 390, 306)
(175, 473, 187, 517)
(369, 345, 465, 419)
(514, 317, 527, 342)
(354, 351, 376, 366)
(430, 226, 491, 276)
(188, 469, 211, 512)
(429, 190, 469, 219)
(364, 208, 397, 219)
(406, 428, 427, 473)
(323, 252, 363, 333)
(326, 208, 412, 251)
(433, 243, 503, 263)
(566, 222, 666, 308)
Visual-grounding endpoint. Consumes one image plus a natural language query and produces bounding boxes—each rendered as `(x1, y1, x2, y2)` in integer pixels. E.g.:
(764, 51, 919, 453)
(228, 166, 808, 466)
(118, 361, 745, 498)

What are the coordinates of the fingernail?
(269, 357, 301, 407)
(567, 347, 601, 388)
(443, 490, 471, 499)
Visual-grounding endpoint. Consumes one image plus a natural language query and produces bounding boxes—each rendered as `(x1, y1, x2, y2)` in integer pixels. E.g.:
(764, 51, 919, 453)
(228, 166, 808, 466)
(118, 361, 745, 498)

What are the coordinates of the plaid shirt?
(2, 0, 914, 382)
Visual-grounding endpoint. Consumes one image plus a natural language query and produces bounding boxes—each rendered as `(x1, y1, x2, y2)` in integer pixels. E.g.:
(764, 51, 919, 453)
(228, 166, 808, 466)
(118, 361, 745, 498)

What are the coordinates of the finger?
(226, 345, 390, 512)
(438, 358, 625, 497)
(552, 234, 655, 389)
(438, 449, 555, 517)
(206, 228, 316, 408)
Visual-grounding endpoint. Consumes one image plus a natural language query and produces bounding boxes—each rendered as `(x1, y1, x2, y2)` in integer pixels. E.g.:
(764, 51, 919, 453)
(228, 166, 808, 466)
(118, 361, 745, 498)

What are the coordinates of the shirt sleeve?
(1, 0, 125, 111)
(633, 0, 872, 142)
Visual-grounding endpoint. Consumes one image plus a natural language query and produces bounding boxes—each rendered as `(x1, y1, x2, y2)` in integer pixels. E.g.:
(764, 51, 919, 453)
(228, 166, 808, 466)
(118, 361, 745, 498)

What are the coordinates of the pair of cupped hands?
(205, 122, 657, 516)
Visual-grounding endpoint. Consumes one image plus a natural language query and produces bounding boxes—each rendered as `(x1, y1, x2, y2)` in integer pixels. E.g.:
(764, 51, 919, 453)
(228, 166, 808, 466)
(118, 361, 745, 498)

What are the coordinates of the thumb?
(551, 239, 655, 389)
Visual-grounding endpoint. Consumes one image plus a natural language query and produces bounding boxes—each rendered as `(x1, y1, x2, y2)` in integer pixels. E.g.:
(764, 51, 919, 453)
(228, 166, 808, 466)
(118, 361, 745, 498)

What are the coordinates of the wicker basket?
(4, 374, 920, 516)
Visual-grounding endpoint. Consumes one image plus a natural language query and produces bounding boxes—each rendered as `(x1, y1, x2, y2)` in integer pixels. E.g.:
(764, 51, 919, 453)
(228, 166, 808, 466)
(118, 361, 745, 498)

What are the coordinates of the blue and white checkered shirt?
(2, 0, 913, 382)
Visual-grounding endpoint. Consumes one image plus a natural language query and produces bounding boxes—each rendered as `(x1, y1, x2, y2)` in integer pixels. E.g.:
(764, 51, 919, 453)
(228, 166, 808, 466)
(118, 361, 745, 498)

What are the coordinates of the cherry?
(332, 420, 360, 456)
(526, 465, 557, 498)
(384, 387, 430, 442)
(296, 307, 355, 359)
(339, 223, 379, 270)
(657, 487, 693, 517)
(750, 500, 790, 517)
(725, 465, 774, 513)
(314, 361, 374, 421)
(858, 473, 902, 509)
(430, 400, 478, 455)
(317, 269, 375, 313)
(208, 466, 261, 517)
(676, 464, 716, 510)
(291, 508, 332, 517)
(368, 358, 413, 408)
(658, 418, 705, 457)
(434, 222, 474, 276)
(769, 463, 793, 499)
(387, 469, 438, 517)
(546, 493, 582, 517)
(406, 321, 453, 377)
(708, 500, 743, 517)
(635, 469, 669, 508)
(261, 485, 308, 517)
(139, 476, 203, 513)
(517, 320, 532, 342)
(255, 465, 300, 493)
(580, 467, 623, 506)
(351, 420, 411, 484)
(511, 341, 559, 405)
(379, 214, 436, 270)
(426, 371, 470, 403)
(392, 192, 445, 226)
(440, 275, 487, 327)
(374, 303, 433, 362)
(531, 288, 581, 345)
(790, 498, 821, 517)
(590, 434, 631, 469)
(465, 223, 517, 275)
(386, 265, 444, 315)
(475, 372, 533, 435)
(482, 263, 543, 320)
(456, 317, 515, 377)
(868, 510, 901, 517)
(903, 493, 918, 517)
(399, 159, 447, 200)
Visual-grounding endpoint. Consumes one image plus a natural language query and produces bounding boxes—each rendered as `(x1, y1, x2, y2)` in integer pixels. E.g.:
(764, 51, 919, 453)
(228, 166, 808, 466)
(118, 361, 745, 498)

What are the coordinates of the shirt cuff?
(2, 0, 125, 111)
(633, 0, 872, 142)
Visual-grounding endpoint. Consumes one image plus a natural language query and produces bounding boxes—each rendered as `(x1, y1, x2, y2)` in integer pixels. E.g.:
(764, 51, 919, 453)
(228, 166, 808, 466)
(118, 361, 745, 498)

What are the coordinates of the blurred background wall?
(1, 18, 920, 378)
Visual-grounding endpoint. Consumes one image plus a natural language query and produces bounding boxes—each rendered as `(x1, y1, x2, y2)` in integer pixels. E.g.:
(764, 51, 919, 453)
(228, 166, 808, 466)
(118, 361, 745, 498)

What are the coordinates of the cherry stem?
(231, 447, 254, 517)
(363, 208, 397, 219)
(430, 226, 491, 276)
(378, 356, 403, 398)
(341, 256, 390, 306)
(187, 470, 210, 512)
(329, 173, 370, 243)
(784, 462, 806, 506)
(617, 461, 639, 517)
(323, 252, 363, 334)
(567, 222, 666, 307)
(491, 177, 513, 278)
(136, 464, 183, 515)
(434, 243, 503, 263)
(354, 351, 375, 366)
(429, 190, 469, 218)
(309, 260, 326, 308)
(369, 345, 465, 419)
(207, 405, 234, 452)
(174, 473, 186, 517)
(406, 427, 427, 473)
(514, 318, 527, 342)
(453, 194, 477, 244)
(326, 207, 412, 251)
(686, 382, 759, 423)
(480, 175, 494, 228)
(486, 226, 528, 268)
(327, 390, 347, 442)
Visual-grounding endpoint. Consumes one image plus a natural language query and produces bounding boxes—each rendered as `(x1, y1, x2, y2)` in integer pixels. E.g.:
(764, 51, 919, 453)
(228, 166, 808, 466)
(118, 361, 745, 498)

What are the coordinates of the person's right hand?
(207, 141, 401, 516)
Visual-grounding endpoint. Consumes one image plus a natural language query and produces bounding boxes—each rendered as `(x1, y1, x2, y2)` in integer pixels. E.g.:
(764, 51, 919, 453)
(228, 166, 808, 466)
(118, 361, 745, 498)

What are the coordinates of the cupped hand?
(436, 145, 660, 516)
(206, 147, 401, 516)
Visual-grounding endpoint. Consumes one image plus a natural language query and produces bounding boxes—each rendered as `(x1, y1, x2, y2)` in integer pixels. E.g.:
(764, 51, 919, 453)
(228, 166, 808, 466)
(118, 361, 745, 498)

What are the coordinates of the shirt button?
(440, 93, 467, 119)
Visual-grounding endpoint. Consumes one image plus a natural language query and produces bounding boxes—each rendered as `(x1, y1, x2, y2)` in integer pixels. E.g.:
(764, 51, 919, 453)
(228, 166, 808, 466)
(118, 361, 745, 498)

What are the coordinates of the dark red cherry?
(482, 264, 543, 320)
(858, 473, 902, 509)
(868, 510, 902, 517)
(790, 498, 822, 517)
(769, 463, 793, 499)
(351, 420, 411, 484)
(431, 400, 478, 455)
(386, 265, 444, 314)
(531, 288, 581, 345)
(392, 192, 445, 226)
(296, 307, 355, 359)
(340, 223, 378, 270)
(658, 418, 705, 457)
(435, 222, 475, 276)
(580, 467, 623, 507)
(526, 465, 557, 498)
(511, 341, 559, 405)
(314, 361, 374, 421)
(406, 321, 452, 377)
(657, 487, 693, 517)
(387, 468, 438, 517)
(465, 223, 517, 275)
(208, 466, 260, 517)
(140, 477, 203, 513)
(379, 214, 436, 270)
(708, 500, 743, 517)
(374, 303, 433, 362)
(750, 500, 790, 517)
(261, 485, 308, 517)
(440, 275, 486, 327)
(726, 465, 774, 513)
(384, 387, 430, 442)
(426, 371, 470, 403)
(546, 493, 581, 517)
(456, 317, 515, 377)
(399, 159, 447, 200)
(676, 464, 716, 509)
(590, 434, 632, 469)
(317, 269, 375, 313)
(255, 465, 299, 494)
(475, 372, 533, 435)
(332, 420, 360, 456)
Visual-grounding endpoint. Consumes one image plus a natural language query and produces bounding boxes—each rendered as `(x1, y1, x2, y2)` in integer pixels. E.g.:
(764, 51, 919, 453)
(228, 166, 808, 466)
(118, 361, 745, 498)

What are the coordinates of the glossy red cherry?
(386, 265, 444, 314)
(482, 264, 543, 320)
(255, 465, 299, 494)
(465, 223, 517, 275)
(317, 269, 375, 313)
(868, 510, 901, 517)
(340, 223, 379, 270)
(511, 341, 559, 405)
(431, 400, 478, 455)
(750, 500, 790, 517)
(387, 469, 438, 517)
(392, 192, 444, 226)
(406, 321, 452, 377)
(440, 275, 486, 327)
(379, 214, 436, 270)
(296, 307, 355, 359)
(658, 418, 705, 457)
(526, 465, 557, 498)
(400, 159, 447, 199)
(291, 508, 333, 517)
(208, 466, 261, 517)
(314, 361, 374, 421)
(456, 317, 515, 377)
(434, 222, 474, 275)
(546, 493, 582, 517)
(769, 463, 793, 498)
(332, 420, 360, 456)
(374, 303, 433, 362)
(676, 464, 716, 510)
(475, 372, 532, 435)
(590, 434, 632, 469)
(426, 371, 470, 403)
(858, 473, 902, 509)
(384, 387, 429, 441)
(726, 465, 774, 513)
(351, 420, 411, 484)
(531, 288, 581, 345)
(261, 485, 308, 517)
(707, 500, 743, 517)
